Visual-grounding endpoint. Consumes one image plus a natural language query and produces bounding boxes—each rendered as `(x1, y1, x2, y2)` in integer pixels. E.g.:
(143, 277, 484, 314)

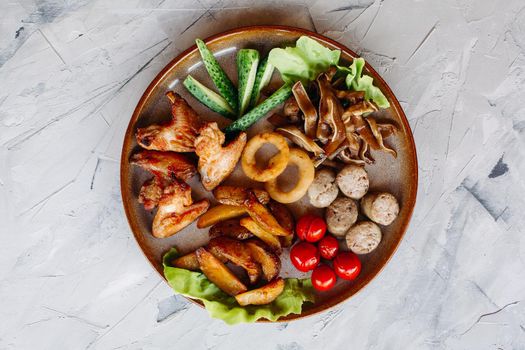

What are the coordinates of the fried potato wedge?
(267, 201, 295, 247)
(172, 248, 229, 270)
(240, 218, 282, 253)
(209, 219, 253, 240)
(207, 237, 261, 284)
(245, 239, 281, 281)
(234, 278, 285, 306)
(195, 248, 247, 296)
(244, 191, 291, 237)
(213, 186, 270, 206)
(197, 204, 246, 228)
(171, 252, 200, 270)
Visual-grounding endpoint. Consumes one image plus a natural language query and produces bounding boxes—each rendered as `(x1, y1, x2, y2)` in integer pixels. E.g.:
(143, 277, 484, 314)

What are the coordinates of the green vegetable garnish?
(163, 248, 314, 325)
(268, 36, 340, 84)
(269, 36, 390, 108)
(195, 39, 238, 113)
(224, 84, 292, 135)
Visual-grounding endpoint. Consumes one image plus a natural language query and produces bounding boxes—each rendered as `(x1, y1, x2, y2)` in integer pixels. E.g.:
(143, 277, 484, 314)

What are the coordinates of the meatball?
(308, 169, 339, 208)
(346, 221, 382, 254)
(361, 192, 399, 226)
(325, 197, 358, 237)
(336, 165, 369, 199)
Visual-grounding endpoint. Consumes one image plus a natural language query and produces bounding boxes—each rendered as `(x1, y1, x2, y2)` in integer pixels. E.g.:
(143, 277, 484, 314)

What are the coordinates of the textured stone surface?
(1, 0, 524, 349)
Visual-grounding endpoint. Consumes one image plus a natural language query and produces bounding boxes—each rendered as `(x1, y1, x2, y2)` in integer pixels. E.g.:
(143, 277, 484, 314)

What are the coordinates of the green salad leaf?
(269, 36, 390, 108)
(163, 248, 315, 325)
(268, 36, 340, 84)
(342, 58, 390, 108)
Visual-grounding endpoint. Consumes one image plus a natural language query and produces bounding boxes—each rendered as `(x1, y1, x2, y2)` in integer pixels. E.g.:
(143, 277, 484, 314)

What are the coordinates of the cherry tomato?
(311, 264, 337, 291)
(290, 241, 320, 272)
(296, 214, 327, 242)
(333, 251, 361, 280)
(318, 235, 339, 260)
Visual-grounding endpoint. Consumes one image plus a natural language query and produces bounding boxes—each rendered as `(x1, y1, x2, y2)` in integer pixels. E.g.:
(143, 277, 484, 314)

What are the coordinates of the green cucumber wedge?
(195, 39, 238, 113)
(249, 57, 275, 109)
(183, 75, 236, 119)
(237, 49, 260, 116)
(224, 84, 292, 134)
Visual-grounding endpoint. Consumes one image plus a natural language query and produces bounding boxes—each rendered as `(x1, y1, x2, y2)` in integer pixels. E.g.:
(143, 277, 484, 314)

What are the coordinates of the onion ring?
(241, 132, 290, 182)
(265, 148, 315, 203)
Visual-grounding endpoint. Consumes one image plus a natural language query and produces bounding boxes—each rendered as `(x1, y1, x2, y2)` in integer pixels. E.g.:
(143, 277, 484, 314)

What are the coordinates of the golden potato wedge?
(235, 278, 285, 306)
(171, 252, 200, 270)
(240, 218, 282, 253)
(197, 204, 246, 228)
(209, 219, 253, 240)
(245, 238, 281, 281)
(268, 201, 295, 247)
(244, 191, 291, 237)
(213, 186, 270, 206)
(195, 248, 247, 296)
(207, 237, 261, 284)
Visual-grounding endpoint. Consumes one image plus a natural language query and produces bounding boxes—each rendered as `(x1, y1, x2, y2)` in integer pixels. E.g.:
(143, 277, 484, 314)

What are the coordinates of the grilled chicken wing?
(130, 150, 196, 181)
(136, 92, 202, 152)
(194, 122, 247, 191)
(152, 180, 210, 238)
(138, 176, 165, 211)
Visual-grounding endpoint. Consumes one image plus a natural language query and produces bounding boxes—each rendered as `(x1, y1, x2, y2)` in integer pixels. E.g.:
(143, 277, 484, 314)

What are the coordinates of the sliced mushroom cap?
(342, 113, 379, 149)
(277, 125, 325, 157)
(316, 73, 346, 158)
(336, 90, 365, 105)
(343, 101, 377, 116)
(267, 113, 293, 127)
(338, 148, 366, 165)
(366, 117, 397, 158)
(283, 96, 301, 123)
(292, 81, 318, 138)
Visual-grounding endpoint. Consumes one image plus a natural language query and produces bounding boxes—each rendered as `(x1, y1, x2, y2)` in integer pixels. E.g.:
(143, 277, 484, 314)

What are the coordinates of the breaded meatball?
(336, 165, 369, 199)
(361, 192, 399, 226)
(307, 169, 339, 208)
(325, 197, 358, 237)
(345, 221, 382, 254)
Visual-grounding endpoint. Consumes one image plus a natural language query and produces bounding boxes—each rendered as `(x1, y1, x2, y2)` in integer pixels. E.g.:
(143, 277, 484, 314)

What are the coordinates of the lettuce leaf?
(269, 36, 390, 109)
(163, 248, 315, 325)
(268, 36, 340, 84)
(342, 58, 390, 108)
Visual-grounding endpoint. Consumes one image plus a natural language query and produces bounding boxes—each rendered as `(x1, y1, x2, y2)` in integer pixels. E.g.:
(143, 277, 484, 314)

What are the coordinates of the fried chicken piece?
(152, 180, 210, 238)
(136, 92, 202, 152)
(194, 122, 247, 191)
(138, 176, 165, 211)
(130, 150, 196, 181)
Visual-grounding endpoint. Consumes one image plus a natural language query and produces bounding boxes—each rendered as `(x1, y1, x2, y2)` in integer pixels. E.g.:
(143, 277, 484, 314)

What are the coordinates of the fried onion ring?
(241, 132, 290, 182)
(264, 148, 315, 203)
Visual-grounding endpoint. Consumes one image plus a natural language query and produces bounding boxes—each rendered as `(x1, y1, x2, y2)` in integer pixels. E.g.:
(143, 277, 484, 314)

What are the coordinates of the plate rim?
(120, 25, 418, 323)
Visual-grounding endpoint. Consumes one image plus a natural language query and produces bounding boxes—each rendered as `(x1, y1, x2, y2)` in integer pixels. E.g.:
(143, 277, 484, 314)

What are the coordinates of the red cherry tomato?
(333, 251, 361, 280)
(290, 242, 320, 272)
(296, 214, 327, 242)
(311, 264, 337, 291)
(318, 235, 339, 260)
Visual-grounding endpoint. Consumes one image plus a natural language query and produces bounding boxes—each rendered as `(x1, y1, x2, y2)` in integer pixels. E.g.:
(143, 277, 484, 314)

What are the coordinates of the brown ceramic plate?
(120, 25, 417, 322)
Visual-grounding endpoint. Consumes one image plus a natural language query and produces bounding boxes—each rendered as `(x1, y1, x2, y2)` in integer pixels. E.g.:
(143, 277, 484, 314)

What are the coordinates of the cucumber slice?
(183, 75, 236, 119)
(237, 49, 260, 116)
(195, 39, 238, 113)
(249, 57, 275, 109)
(224, 84, 292, 134)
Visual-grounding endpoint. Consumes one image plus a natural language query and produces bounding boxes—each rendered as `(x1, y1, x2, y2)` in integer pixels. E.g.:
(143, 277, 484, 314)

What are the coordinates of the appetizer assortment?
(130, 35, 402, 323)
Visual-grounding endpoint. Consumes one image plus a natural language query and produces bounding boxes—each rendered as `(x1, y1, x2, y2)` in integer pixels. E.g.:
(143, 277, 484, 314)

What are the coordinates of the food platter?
(120, 25, 417, 322)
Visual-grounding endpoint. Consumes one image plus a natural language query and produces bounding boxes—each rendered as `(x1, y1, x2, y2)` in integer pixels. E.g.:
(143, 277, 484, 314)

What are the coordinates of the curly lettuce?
(269, 36, 390, 108)
(268, 36, 340, 84)
(163, 248, 314, 325)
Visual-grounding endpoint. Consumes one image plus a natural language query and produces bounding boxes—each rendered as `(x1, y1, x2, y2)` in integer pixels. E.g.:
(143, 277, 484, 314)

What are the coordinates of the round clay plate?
(120, 25, 417, 322)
